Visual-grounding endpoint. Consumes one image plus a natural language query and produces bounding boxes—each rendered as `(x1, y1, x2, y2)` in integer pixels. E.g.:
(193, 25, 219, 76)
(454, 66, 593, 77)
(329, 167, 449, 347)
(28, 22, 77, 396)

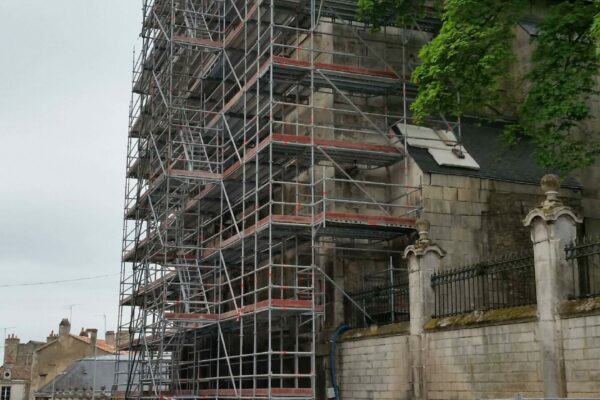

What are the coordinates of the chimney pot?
(47, 330, 57, 343)
(86, 329, 98, 348)
(58, 318, 71, 337)
(105, 331, 115, 348)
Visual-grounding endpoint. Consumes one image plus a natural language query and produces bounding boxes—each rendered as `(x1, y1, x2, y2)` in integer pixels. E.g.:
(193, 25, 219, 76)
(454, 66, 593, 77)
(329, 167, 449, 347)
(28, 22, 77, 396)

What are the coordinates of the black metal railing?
(345, 283, 410, 328)
(431, 251, 536, 318)
(565, 236, 600, 299)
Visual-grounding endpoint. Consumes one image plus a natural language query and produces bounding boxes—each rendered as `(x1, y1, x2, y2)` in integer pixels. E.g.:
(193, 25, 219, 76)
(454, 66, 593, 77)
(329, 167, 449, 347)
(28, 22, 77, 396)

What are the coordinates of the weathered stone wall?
(424, 322, 543, 399)
(336, 313, 600, 400)
(562, 314, 600, 397)
(338, 335, 411, 400)
(421, 172, 581, 268)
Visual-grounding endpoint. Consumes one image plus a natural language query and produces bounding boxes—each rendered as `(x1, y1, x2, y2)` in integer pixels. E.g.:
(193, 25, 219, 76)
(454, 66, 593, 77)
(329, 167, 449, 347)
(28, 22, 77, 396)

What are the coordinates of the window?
(1, 386, 11, 400)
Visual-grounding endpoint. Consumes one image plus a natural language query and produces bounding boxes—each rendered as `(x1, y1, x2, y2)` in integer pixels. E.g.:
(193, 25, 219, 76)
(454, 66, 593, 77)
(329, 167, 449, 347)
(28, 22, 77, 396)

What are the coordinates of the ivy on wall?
(358, 0, 600, 174)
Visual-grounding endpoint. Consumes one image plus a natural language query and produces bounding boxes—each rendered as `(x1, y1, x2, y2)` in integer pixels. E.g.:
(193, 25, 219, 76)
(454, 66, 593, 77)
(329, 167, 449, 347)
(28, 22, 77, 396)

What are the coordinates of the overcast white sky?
(0, 1, 140, 358)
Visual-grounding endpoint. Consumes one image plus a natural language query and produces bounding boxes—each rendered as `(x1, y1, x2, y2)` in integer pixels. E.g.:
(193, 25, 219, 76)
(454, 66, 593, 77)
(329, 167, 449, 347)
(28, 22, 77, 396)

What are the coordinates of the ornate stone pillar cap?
(404, 218, 446, 258)
(523, 174, 582, 226)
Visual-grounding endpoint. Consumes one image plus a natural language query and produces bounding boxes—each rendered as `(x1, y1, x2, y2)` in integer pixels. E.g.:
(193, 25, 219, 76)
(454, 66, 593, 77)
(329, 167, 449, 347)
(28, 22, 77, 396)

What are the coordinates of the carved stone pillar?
(404, 219, 445, 400)
(524, 174, 582, 398)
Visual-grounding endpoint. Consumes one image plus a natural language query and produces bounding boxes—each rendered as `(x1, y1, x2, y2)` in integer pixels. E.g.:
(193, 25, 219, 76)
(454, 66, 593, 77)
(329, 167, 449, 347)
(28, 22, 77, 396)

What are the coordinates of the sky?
(0, 1, 141, 359)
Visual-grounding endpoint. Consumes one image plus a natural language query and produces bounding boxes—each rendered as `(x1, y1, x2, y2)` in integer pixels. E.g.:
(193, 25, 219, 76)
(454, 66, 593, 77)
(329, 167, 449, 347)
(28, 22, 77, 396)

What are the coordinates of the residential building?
(29, 319, 115, 400)
(34, 355, 134, 400)
(0, 335, 45, 400)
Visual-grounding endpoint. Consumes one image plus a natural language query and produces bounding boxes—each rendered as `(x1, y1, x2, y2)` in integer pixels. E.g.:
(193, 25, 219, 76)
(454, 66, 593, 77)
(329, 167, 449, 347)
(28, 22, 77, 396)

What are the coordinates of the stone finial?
(540, 174, 562, 210)
(416, 218, 430, 236)
(404, 218, 446, 258)
(541, 173, 560, 193)
(414, 218, 431, 250)
(523, 174, 582, 226)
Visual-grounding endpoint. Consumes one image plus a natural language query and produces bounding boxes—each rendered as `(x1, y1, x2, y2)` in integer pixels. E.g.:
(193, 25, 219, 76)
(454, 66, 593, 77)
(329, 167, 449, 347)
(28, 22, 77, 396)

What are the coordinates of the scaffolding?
(116, 1, 445, 399)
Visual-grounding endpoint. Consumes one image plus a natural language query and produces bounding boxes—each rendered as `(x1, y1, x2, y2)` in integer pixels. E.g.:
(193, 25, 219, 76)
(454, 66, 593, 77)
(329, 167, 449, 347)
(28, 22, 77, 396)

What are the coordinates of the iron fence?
(344, 282, 410, 328)
(431, 251, 536, 318)
(565, 236, 600, 299)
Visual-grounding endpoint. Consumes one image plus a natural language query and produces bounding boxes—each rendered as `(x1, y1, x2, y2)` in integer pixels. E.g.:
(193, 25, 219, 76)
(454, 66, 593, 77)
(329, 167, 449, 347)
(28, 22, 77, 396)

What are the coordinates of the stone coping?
(559, 296, 600, 318)
(339, 321, 410, 341)
(424, 305, 538, 331)
(336, 298, 600, 340)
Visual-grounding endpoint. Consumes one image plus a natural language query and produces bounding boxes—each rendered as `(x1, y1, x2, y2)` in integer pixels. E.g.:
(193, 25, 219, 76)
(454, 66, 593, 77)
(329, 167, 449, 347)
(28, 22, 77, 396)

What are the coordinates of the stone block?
(426, 198, 452, 214)
(423, 185, 444, 200)
(430, 174, 447, 187)
(566, 326, 586, 338)
(566, 381, 600, 394)
(452, 201, 473, 216)
(443, 187, 458, 201)
(422, 172, 431, 186)
(446, 175, 470, 188)
(457, 188, 473, 202)
(463, 215, 482, 230)
(472, 202, 488, 215)
(468, 177, 482, 189)
(564, 338, 586, 350)
(479, 189, 490, 203)
(431, 226, 451, 242)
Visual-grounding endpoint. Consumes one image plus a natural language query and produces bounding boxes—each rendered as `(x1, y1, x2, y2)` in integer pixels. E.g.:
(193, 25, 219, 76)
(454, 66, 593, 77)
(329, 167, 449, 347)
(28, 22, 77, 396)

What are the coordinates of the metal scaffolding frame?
(116, 1, 448, 399)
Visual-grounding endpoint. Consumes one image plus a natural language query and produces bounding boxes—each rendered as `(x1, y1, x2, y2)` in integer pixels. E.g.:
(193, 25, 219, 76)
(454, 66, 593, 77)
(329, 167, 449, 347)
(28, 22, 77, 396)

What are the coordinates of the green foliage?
(357, 0, 430, 29)
(410, 0, 525, 122)
(357, 0, 600, 174)
(514, 1, 600, 174)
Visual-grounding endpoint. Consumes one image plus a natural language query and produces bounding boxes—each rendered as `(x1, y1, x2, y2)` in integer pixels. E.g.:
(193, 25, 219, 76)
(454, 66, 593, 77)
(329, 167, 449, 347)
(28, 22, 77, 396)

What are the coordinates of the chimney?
(46, 330, 57, 343)
(4, 334, 20, 365)
(116, 330, 130, 349)
(58, 318, 71, 338)
(86, 328, 98, 348)
(105, 331, 115, 348)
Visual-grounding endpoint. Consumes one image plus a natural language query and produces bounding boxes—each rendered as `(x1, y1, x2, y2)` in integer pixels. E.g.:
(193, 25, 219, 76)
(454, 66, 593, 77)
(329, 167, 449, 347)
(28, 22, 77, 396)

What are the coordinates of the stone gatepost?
(523, 174, 582, 398)
(404, 219, 445, 400)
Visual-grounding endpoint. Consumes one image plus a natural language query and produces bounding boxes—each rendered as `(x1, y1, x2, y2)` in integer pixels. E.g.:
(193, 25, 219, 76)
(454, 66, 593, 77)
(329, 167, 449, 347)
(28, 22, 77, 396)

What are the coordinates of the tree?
(358, 0, 600, 174)
(508, 1, 600, 173)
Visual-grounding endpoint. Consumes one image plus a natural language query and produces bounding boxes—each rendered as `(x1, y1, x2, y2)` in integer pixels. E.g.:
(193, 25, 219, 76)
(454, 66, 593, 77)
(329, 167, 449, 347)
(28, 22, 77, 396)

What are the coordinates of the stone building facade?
(29, 320, 116, 400)
(0, 335, 45, 400)
(338, 315, 600, 399)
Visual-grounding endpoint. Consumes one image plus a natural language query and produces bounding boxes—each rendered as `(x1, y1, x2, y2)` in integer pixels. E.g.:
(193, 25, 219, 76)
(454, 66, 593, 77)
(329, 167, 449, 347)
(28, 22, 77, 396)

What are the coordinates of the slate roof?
(407, 120, 582, 189)
(35, 355, 133, 395)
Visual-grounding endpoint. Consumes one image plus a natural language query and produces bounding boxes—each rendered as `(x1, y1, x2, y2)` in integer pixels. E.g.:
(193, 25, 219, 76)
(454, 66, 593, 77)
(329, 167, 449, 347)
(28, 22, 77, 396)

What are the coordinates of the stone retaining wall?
(337, 312, 600, 400)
